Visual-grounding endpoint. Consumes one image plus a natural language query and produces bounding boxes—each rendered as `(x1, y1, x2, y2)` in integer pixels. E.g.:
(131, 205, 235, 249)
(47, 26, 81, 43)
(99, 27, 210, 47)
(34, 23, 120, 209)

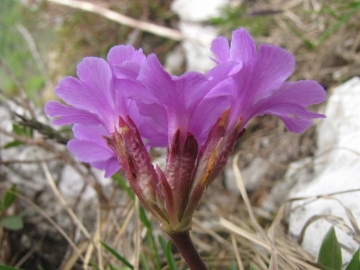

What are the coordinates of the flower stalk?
(167, 231, 208, 270)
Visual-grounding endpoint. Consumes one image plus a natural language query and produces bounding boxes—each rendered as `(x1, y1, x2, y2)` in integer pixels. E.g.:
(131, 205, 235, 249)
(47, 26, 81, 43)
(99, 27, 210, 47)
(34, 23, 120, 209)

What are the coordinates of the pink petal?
(210, 36, 230, 64)
(190, 96, 231, 146)
(276, 115, 313, 133)
(107, 45, 146, 66)
(272, 81, 326, 106)
(251, 44, 295, 100)
(55, 58, 114, 119)
(178, 71, 208, 110)
(138, 54, 175, 105)
(93, 158, 120, 177)
(72, 124, 109, 145)
(115, 79, 154, 102)
(67, 139, 115, 163)
(230, 29, 257, 65)
(44, 101, 100, 126)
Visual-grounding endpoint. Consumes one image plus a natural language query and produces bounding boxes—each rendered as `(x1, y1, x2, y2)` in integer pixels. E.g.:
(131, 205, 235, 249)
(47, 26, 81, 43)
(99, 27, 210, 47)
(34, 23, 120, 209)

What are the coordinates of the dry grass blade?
(41, 162, 91, 239)
(13, 192, 85, 261)
(46, 0, 183, 41)
(323, 195, 360, 235)
(62, 240, 89, 270)
(112, 204, 134, 248)
(323, 215, 360, 244)
(134, 197, 141, 270)
(192, 218, 227, 245)
(232, 151, 300, 269)
(232, 152, 267, 238)
(269, 252, 278, 270)
(14, 232, 45, 268)
(289, 192, 360, 245)
(231, 234, 244, 270)
(97, 207, 104, 270)
(220, 218, 268, 251)
(220, 217, 321, 270)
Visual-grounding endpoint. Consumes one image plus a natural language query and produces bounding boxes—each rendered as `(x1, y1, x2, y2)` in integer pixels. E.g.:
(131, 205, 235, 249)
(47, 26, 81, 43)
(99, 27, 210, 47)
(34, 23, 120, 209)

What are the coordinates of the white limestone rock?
(171, 0, 228, 22)
(59, 165, 112, 201)
(171, 0, 230, 72)
(178, 22, 218, 73)
(262, 157, 314, 213)
(288, 77, 360, 263)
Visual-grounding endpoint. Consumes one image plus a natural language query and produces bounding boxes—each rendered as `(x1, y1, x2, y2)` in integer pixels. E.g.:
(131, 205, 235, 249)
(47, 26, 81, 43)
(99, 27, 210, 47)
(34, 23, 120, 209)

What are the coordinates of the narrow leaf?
(107, 264, 116, 270)
(2, 185, 17, 210)
(346, 248, 360, 270)
(165, 240, 176, 270)
(3, 140, 24, 149)
(139, 207, 150, 228)
(0, 264, 24, 270)
(100, 241, 134, 270)
(158, 234, 167, 252)
(12, 123, 27, 136)
(317, 226, 342, 270)
(230, 259, 237, 270)
(139, 254, 150, 270)
(1, 215, 23, 230)
(250, 263, 257, 270)
(144, 228, 161, 270)
(113, 174, 135, 200)
(88, 261, 100, 270)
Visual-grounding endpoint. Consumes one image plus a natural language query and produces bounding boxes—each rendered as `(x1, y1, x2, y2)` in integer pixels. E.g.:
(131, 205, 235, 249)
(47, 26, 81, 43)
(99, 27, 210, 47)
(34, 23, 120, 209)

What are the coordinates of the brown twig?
(46, 0, 183, 41)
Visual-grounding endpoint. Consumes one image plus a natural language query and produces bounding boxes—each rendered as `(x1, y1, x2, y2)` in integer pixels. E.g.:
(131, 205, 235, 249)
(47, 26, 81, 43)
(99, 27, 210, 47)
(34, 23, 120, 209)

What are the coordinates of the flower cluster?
(45, 28, 325, 233)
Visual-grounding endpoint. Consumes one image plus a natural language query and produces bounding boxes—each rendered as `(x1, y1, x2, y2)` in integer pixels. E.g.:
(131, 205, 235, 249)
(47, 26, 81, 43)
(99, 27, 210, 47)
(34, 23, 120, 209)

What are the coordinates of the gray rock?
(288, 77, 360, 262)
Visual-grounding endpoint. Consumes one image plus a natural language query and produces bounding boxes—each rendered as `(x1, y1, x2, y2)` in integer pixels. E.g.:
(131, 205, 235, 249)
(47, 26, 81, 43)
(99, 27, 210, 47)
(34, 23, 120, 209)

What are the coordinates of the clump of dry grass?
(1, 0, 360, 269)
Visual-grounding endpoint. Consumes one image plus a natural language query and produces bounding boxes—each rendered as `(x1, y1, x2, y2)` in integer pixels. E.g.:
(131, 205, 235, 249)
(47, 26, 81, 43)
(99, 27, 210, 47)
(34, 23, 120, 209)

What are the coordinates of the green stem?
(167, 231, 208, 270)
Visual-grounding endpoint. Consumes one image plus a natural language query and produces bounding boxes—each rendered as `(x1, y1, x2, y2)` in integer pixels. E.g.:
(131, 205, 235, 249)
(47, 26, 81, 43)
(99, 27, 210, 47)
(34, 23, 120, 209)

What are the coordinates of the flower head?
(45, 29, 326, 234)
(211, 28, 326, 132)
(45, 45, 146, 176)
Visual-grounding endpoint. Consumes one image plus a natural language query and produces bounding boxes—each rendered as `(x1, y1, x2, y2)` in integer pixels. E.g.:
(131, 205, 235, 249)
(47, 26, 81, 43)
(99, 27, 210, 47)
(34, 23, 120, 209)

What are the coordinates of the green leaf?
(250, 264, 257, 270)
(107, 264, 116, 270)
(165, 240, 176, 270)
(2, 185, 17, 210)
(12, 124, 29, 137)
(317, 226, 342, 270)
(3, 140, 24, 149)
(139, 207, 151, 229)
(100, 241, 134, 270)
(24, 75, 45, 95)
(0, 264, 23, 270)
(139, 254, 150, 270)
(1, 215, 23, 230)
(230, 259, 237, 270)
(316, 4, 360, 47)
(144, 225, 160, 269)
(88, 261, 100, 270)
(113, 174, 134, 200)
(158, 234, 167, 252)
(346, 248, 360, 270)
(158, 235, 176, 270)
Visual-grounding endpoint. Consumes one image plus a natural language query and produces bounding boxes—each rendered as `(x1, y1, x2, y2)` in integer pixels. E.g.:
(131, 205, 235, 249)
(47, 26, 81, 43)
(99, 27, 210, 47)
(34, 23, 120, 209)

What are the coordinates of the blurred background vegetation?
(1, 0, 360, 269)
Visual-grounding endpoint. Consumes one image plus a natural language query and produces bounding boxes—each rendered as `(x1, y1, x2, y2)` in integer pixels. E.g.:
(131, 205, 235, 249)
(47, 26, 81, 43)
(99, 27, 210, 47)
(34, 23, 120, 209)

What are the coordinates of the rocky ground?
(1, 0, 360, 269)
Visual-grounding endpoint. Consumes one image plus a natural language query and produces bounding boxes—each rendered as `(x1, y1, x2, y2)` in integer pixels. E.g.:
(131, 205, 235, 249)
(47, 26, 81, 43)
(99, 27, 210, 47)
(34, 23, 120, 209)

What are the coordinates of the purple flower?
(45, 45, 146, 176)
(211, 28, 326, 132)
(45, 29, 326, 234)
(116, 54, 240, 147)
